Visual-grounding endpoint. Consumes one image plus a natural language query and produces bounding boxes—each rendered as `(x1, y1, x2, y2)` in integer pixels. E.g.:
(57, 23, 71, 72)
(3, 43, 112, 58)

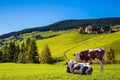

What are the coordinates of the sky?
(0, 0, 120, 35)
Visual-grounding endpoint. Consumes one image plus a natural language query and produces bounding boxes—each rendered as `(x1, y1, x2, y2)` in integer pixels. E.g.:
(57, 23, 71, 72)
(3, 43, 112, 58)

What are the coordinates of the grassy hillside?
(37, 30, 120, 61)
(0, 29, 120, 61)
(0, 30, 64, 47)
(1, 29, 120, 80)
(0, 63, 120, 80)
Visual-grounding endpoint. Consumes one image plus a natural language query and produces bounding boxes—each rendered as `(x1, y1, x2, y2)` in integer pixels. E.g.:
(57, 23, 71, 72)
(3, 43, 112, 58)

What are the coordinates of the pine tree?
(14, 44, 20, 63)
(0, 50, 3, 62)
(30, 38, 39, 63)
(2, 43, 10, 62)
(107, 47, 116, 64)
(9, 41, 16, 62)
(25, 38, 33, 63)
(18, 43, 26, 63)
(40, 44, 51, 64)
(18, 38, 39, 63)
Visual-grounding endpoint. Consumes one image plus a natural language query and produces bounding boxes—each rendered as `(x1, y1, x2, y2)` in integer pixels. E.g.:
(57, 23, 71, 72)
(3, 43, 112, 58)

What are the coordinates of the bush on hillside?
(106, 47, 116, 64)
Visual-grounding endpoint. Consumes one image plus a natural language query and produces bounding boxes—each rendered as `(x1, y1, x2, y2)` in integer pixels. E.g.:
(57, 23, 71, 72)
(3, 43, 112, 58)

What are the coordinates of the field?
(0, 63, 120, 80)
(0, 30, 120, 80)
(37, 30, 120, 60)
(1, 29, 120, 60)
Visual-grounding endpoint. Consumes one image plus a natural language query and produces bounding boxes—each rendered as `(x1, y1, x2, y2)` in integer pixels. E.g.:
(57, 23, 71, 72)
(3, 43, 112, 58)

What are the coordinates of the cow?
(66, 60, 93, 75)
(64, 52, 93, 75)
(73, 48, 106, 72)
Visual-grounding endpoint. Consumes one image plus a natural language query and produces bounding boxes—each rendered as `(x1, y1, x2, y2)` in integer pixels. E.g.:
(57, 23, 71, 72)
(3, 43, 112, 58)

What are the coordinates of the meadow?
(37, 30, 120, 60)
(0, 63, 120, 80)
(0, 30, 120, 80)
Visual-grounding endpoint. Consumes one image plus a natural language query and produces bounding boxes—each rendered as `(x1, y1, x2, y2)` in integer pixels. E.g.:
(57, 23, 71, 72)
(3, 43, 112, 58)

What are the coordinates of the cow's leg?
(88, 58, 92, 64)
(99, 60, 104, 72)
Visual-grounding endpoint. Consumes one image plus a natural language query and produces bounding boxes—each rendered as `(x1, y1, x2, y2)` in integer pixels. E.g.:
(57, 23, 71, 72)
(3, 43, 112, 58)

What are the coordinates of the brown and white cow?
(66, 60, 93, 75)
(73, 48, 106, 72)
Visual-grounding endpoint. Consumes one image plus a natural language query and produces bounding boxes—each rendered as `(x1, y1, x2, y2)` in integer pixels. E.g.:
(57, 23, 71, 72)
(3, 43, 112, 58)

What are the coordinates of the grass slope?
(1, 30, 120, 80)
(0, 63, 120, 80)
(37, 30, 120, 61)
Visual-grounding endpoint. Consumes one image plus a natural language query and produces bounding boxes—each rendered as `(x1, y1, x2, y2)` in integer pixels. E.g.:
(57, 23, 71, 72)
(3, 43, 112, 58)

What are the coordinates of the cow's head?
(66, 60, 75, 73)
(86, 67, 93, 75)
(73, 52, 81, 61)
(66, 61, 71, 73)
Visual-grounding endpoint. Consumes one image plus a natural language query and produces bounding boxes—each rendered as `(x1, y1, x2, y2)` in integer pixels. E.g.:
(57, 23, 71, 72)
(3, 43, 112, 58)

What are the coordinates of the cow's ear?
(73, 54, 75, 56)
(66, 62, 68, 65)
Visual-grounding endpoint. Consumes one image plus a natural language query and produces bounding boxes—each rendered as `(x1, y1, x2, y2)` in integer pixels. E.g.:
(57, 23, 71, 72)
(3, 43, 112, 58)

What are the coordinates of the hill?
(37, 30, 120, 62)
(0, 17, 120, 39)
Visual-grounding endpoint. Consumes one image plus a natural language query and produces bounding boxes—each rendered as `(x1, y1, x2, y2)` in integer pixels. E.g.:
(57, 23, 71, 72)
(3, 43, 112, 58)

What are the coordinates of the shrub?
(106, 47, 116, 64)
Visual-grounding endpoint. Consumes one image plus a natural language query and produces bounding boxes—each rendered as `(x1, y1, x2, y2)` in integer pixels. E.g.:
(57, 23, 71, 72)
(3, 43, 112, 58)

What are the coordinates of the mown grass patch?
(0, 63, 120, 80)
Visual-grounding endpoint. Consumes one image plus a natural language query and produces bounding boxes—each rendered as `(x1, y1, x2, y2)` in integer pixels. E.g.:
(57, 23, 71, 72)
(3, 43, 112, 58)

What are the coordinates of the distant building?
(92, 27, 98, 34)
(102, 26, 111, 34)
(78, 25, 112, 34)
(85, 25, 93, 33)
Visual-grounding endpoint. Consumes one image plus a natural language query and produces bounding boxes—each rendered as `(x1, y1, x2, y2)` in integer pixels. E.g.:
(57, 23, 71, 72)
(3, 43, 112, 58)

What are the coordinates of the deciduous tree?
(40, 44, 51, 64)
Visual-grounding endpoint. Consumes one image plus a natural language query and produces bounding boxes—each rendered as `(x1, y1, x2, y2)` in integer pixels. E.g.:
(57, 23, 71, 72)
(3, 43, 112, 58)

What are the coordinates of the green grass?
(37, 30, 120, 60)
(1, 29, 120, 60)
(19, 30, 64, 40)
(1, 30, 120, 80)
(0, 63, 120, 80)
(0, 30, 65, 46)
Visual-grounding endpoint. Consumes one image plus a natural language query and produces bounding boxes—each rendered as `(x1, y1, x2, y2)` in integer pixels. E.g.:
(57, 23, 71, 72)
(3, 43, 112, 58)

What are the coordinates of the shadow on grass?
(51, 57, 65, 64)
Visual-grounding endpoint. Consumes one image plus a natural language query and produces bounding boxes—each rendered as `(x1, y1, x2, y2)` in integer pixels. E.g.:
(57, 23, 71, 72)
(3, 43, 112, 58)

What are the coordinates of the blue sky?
(0, 0, 120, 35)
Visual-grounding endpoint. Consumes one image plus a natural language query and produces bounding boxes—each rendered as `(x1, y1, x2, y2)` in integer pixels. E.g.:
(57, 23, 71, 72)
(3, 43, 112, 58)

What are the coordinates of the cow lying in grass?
(73, 48, 106, 72)
(66, 60, 93, 75)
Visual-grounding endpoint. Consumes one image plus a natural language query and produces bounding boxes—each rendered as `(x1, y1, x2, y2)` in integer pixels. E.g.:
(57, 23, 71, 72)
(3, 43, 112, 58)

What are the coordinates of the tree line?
(0, 38, 118, 64)
(0, 38, 52, 64)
